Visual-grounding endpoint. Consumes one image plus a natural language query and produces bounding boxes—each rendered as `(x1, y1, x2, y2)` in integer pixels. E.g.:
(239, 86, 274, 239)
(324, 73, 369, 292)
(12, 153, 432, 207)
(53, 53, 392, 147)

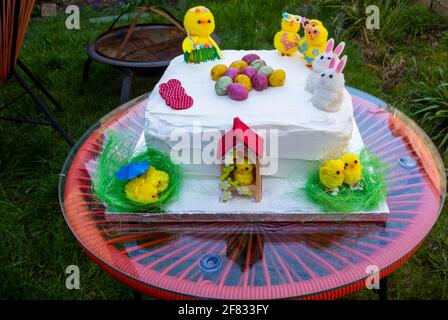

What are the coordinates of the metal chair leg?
(120, 68, 133, 104)
(0, 115, 51, 126)
(374, 276, 388, 300)
(13, 70, 74, 147)
(379, 276, 388, 300)
(132, 289, 142, 300)
(17, 60, 64, 112)
(82, 58, 93, 82)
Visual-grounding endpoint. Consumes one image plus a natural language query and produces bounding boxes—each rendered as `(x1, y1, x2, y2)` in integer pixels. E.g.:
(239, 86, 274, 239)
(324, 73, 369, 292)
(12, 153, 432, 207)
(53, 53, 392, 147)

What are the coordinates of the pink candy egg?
(227, 83, 249, 101)
(241, 66, 257, 79)
(224, 67, 240, 80)
(252, 72, 268, 91)
(242, 53, 261, 65)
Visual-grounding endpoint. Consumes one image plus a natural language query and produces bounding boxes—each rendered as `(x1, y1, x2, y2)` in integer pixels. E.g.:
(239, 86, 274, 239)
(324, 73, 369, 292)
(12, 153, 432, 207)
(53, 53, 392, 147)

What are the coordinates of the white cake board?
(105, 121, 389, 223)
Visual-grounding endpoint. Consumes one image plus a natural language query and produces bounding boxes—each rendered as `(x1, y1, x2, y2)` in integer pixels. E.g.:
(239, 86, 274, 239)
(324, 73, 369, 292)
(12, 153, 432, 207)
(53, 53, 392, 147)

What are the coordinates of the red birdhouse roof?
(217, 117, 264, 159)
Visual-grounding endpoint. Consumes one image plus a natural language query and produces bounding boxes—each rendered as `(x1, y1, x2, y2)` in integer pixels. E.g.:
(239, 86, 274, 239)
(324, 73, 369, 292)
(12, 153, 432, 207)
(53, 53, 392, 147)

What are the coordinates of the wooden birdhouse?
(217, 117, 264, 202)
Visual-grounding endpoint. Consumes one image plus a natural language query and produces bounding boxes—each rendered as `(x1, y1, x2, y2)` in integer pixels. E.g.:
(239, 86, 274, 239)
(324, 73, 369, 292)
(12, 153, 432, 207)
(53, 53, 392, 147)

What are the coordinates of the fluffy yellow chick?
(298, 20, 328, 66)
(340, 153, 363, 189)
(307, 19, 323, 28)
(144, 167, 170, 193)
(273, 12, 303, 56)
(182, 6, 223, 63)
(319, 159, 345, 195)
(125, 175, 159, 204)
(233, 158, 255, 186)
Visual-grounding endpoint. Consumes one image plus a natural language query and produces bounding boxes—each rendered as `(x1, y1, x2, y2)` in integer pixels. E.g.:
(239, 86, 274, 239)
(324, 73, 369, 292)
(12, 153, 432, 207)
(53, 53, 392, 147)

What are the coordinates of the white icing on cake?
(145, 50, 354, 162)
(130, 124, 387, 215)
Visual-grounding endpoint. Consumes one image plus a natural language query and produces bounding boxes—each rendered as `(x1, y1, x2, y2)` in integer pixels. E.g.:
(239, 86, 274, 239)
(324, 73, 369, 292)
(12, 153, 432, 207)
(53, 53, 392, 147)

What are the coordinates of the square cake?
(102, 6, 389, 222)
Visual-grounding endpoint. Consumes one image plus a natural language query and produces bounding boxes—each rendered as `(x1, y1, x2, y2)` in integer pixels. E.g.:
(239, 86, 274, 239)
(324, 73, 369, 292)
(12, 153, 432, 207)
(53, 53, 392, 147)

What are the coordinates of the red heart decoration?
(159, 83, 170, 98)
(166, 95, 193, 110)
(159, 80, 184, 98)
(167, 79, 181, 88)
(166, 86, 185, 96)
(159, 79, 193, 110)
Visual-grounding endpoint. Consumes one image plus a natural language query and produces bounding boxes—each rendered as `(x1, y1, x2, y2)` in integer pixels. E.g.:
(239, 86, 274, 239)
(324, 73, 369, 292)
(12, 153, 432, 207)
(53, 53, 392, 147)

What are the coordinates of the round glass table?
(59, 88, 446, 299)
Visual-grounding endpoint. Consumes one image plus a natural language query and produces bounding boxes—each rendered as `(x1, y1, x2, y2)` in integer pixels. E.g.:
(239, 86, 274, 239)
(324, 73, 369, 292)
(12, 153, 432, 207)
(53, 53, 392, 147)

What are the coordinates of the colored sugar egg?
(252, 72, 268, 91)
(241, 66, 257, 79)
(227, 83, 249, 101)
(269, 69, 286, 87)
(259, 65, 274, 77)
(215, 76, 233, 96)
(224, 67, 240, 80)
(234, 74, 252, 91)
(242, 53, 261, 65)
(210, 64, 228, 81)
(249, 59, 267, 71)
(229, 60, 248, 71)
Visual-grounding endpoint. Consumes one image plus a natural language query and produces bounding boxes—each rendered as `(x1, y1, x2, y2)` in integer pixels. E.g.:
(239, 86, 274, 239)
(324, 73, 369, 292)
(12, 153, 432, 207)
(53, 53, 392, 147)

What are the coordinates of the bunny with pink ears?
(312, 55, 347, 112)
(306, 38, 345, 93)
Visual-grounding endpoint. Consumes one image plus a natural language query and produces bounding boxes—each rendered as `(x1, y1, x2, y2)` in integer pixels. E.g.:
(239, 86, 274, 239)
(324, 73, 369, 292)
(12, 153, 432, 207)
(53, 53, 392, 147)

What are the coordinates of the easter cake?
(103, 6, 388, 222)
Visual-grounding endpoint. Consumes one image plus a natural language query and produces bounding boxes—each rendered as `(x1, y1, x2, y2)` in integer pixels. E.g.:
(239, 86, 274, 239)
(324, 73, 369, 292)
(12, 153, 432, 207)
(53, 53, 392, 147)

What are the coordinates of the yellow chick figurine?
(182, 6, 223, 64)
(319, 159, 345, 195)
(307, 19, 323, 29)
(298, 19, 328, 67)
(144, 167, 170, 193)
(125, 175, 159, 204)
(273, 12, 305, 56)
(233, 158, 255, 186)
(340, 153, 363, 190)
(124, 166, 169, 204)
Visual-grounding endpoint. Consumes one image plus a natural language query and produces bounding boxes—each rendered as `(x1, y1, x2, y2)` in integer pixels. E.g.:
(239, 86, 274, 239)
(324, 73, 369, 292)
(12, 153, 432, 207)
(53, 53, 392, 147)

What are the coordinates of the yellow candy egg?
(210, 64, 228, 81)
(234, 74, 252, 91)
(229, 60, 248, 71)
(269, 69, 286, 87)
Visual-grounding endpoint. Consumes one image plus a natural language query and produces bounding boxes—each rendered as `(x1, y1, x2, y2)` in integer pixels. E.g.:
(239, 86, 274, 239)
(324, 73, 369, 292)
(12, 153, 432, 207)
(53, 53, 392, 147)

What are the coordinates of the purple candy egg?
(227, 83, 249, 101)
(251, 72, 268, 91)
(224, 67, 240, 80)
(242, 53, 261, 65)
(241, 66, 257, 79)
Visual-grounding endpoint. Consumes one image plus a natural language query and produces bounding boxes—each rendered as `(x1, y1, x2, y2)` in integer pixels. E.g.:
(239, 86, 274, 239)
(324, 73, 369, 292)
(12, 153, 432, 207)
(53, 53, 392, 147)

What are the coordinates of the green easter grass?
(93, 132, 183, 213)
(302, 150, 387, 213)
(184, 47, 221, 63)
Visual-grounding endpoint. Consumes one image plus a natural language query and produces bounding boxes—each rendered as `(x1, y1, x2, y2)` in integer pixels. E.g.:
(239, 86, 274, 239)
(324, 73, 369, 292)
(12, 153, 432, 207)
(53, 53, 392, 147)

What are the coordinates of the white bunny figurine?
(306, 38, 345, 93)
(312, 55, 347, 113)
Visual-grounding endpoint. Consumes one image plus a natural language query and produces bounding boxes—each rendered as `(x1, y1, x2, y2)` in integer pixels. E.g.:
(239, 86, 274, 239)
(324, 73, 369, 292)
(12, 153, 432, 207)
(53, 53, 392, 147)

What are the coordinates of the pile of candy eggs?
(211, 54, 286, 101)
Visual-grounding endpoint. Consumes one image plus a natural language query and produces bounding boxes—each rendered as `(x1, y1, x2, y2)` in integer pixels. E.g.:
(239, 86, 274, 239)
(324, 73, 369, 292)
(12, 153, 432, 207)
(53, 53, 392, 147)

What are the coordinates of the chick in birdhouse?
(182, 6, 223, 63)
(273, 12, 305, 56)
(233, 158, 255, 186)
(340, 153, 363, 190)
(298, 19, 328, 67)
(319, 159, 345, 195)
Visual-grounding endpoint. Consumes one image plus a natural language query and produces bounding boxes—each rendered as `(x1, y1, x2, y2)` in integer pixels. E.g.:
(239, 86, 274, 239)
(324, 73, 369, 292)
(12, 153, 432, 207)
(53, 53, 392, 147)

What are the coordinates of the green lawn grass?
(0, 0, 447, 299)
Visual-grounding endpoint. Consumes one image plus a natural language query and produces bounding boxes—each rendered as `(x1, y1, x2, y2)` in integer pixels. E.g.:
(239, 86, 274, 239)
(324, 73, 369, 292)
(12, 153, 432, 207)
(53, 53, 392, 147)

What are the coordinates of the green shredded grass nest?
(301, 150, 387, 213)
(184, 47, 221, 63)
(92, 132, 183, 213)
